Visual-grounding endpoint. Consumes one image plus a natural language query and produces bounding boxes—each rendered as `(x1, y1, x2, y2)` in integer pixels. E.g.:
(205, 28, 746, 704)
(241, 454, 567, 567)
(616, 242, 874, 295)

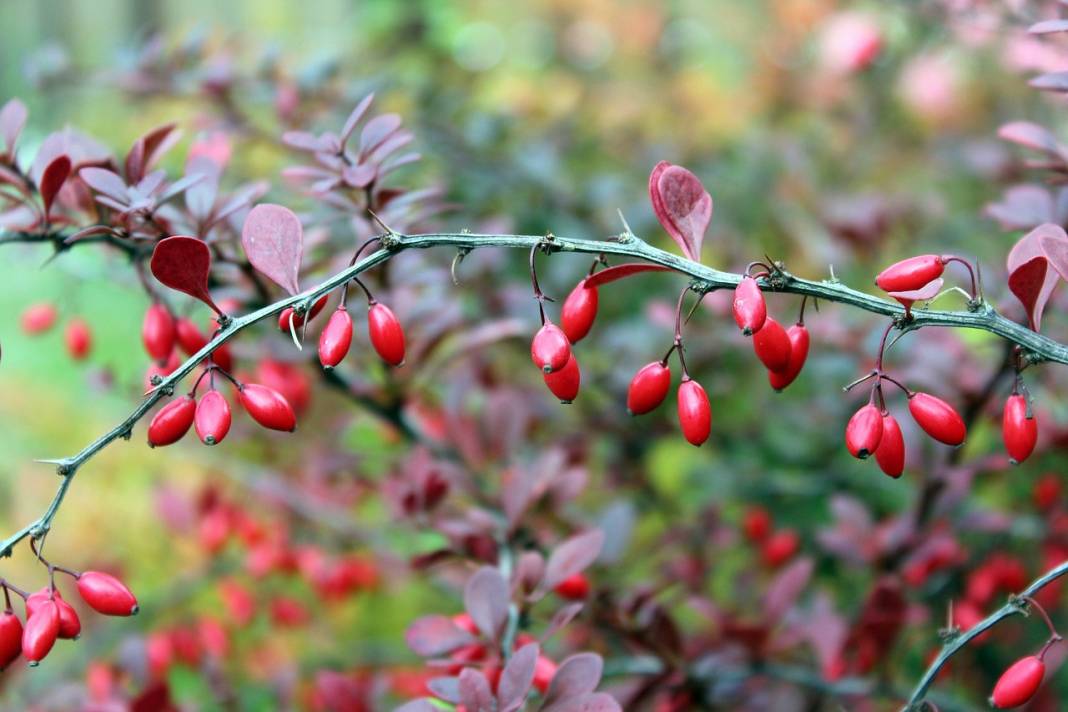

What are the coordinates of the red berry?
(531, 321, 570, 373)
(543, 353, 580, 403)
(26, 588, 79, 640)
(175, 317, 208, 355)
(65, 318, 92, 360)
(677, 378, 711, 446)
(20, 303, 57, 334)
(255, 359, 311, 415)
(874, 413, 905, 478)
(768, 323, 809, 391)
(277, 294, 329, 332)
(627, 361, 671, 415)
(554, 573, 590, 600)
(752, 316, 791, 372)
(21, 600, 59, 664)
(195, 390, 231, 446)
(318, 308, 353, 369)
(76, 571, 139, 616)
(732, 276, 766, 335)
(908, 392, 966, 446)
(0, 610, 22, 669)
(451, 612, 480, 636)
(238, 384, 296, 432)
(1003, 394, 1037, 465)
(875, 254, 944, 293)
(762, 529, 799, 567)
(368, 303, 406, 366)
(992, 655, 1044, 709)
(1033, 474, 1061, 511)
(533, 655, 558, 693)
(742, 507, 772, 543)
(560, 280, 598, 343)
(147, 395, 196, 447)
(846, 404, 883, 459)
(142, 304, 176, 361)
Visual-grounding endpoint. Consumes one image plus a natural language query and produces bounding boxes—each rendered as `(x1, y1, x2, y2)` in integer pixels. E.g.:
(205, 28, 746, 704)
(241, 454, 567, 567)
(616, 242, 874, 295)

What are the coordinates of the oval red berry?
(531, 322, 570, 373)
(627, 361, 671, 415)
(560, 280, 598, 344)
(846, 404, 883, 459)
(677, 378, 711, 446)
(908, 392, 966, 446)
(1002, 394, 1037, 465)
(368, 303, 406, 366)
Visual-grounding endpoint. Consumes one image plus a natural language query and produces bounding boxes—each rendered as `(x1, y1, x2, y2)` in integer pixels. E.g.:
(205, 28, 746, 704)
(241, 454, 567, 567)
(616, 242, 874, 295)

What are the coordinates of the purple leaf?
(1008, 223, 1065, 330)
(464, 566, 510, 640)
(763, 557, 814, 622)
(393, 700, 439, 712)
(1038, 224, 1068, 282)
(405, 615, 475, 657)
(150, 236, 222, 314)
(515, 551, 545, 595)
(541, 602, 584, 643)
(340, 93, 375, 147)
(997, 122, 1065, 157)
(1030, 18, 1068, 34)
(498, 642, 538, 712)
(1031, 71, 1068, 93)
(542, 653, 603, 707)
(649, 161, 712, 262)
(360, 113, 403, 156)
(458, 668, 496, 712)
(79, 167, 129, 202)
(543, 692, 622, 712)
(543, 529, 604, 591)
(889, 278, 943, 310)
(427, 677, 462, 704)
(156, 172, 206, 205)
(241, 203, 304, 295)
(282, 131, 333, 153)
(39, 155, 70, 219)
(0, 98, 27, 155)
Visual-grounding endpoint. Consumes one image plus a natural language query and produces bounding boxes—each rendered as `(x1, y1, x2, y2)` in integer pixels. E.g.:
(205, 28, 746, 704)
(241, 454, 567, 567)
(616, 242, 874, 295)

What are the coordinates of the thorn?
(452, 248, 470, 286)
(617, 209, 634, 237)
(366, 208, 397, 237)
(288, 311, 303, 351)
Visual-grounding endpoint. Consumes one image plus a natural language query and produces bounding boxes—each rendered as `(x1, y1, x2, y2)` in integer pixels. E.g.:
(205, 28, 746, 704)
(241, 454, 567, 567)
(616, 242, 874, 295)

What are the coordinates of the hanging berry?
(318, 307, 354, 369)
(1003, 393, 1037, 465)
(26, 589, 79, 640)
(768, 322, 810, 391)
(875, 254, 944, 293)
(627, 361, 671, 415)
(147, 396, 197, 447)
(752, 316, 792, 372)
(732, 276, 766, 335)
(677, 378, 711, 446)
(846, 404, 883, 459)
(0, 610, 21, 669)
(991, 655, 1045, 709)
(20, 303, 58, 335)
(76, 571, 139, 616)
(277, 294, 329, 332)
(368, 302, 406, 366)
(553, 573, 590, 600)
(195, 390, 232, 446)
(873, 413, 905, 478)
(65, 318, 92, 360)
(543, 354, 581, 403)
(560, 280, 598, 344)
(762, 529, 799, 567)
(142, 303, 176, 361)
(21, 600, 59, 665)
(238, 384, 297, 432)
(908, 392, 966, 446)
(531, 322, 571, 374)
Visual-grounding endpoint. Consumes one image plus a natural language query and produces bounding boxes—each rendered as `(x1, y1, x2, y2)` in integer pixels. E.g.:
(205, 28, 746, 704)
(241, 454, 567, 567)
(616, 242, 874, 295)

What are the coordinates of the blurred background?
(2, 0, 1068, 710)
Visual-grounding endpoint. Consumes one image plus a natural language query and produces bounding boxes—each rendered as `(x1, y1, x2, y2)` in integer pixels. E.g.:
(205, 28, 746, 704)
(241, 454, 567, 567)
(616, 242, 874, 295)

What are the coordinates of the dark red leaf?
(649, 161, 712, 262)
(543, 529, 604, 591)
(150, 236, 222, 314)
(241, 204, 304, 295)
(405, 615, 474, 657)
(542, 653, 603, 707)
(498, 642, 538, 712)
(39, 155, 71, 219)
(139, 123, 180, 173)
(584, 263, 672, 288)
(1008, 224, 1064, 330)
(464, 566, 509, 640)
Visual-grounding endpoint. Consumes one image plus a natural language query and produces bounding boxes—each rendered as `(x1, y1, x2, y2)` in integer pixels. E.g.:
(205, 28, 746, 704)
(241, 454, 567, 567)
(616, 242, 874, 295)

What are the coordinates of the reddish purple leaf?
(150, 236, 222, 314)
(241, 204, 304, 295)
(360, 113, 402, 156)
(1008, 223, 1064, 331)
(464, 566, 510, 640)
(0, 98, 27, 156)
(763, 557, 814, 622)
(1031, 71, 1068, 93)
(542, 653, 603, 707)
(1030, 18, 1068, 34)
(1038, 224, 1068, 282)
(541, 602, 584, 643)
(498, 643, 538, 712)
(427, 677, 462, 704)
(543, 692, 622, 712)
(649, 161, 712, 262)
(340, 93, 375, 147)
(584, 263, 672, 288)
(39, 155, 71, 219)
(79, 167, 129, 202)
(138, 123, 180, 176)
(998, 121, 1065, 157)
(515, 551, 545, 595)
(543, 529, 604, 591)
(889, 278, 943, 311)
(282, 131, 333, 153)
(125, 138, 145, 185)
(405, 615, 475, 657)
(458, 668, 496, 712)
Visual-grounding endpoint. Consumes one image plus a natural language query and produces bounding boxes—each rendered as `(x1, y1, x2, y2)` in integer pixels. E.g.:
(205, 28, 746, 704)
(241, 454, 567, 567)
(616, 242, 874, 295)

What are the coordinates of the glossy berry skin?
(554, 573, 590, 600)
(875, 254, 944, 293)
(26, 589, 79, 640)
(147, 396, 196, 447)
(992, 655, 1044, 709)
(238, 384, 296, 432)
(846, 404, 883, 459)
(874, 413, 905, 478)
(530, 322, 571, 373)
(318, 308, 353, 369)
(768, 324, 809, 391)
(0, 611, 22, 669)
(195, 390, 231, 446)
(677, 379, 712, 446)
(277, 294, 329, 332)
(543, 354, 581, 403)
(752, 316, 792, 373)
(65, 319, 92, 360)
(20, 303, 57, 334)
(627, 361, 671, 415)
(908, 392, 966, 446)
(762, 529, 799, 568)
(175, 318, 208, 355)
(560, 280, 598, 343)
(1003, 394, 1037, 464)
(22, 601, 59, 664)
(142, 304, 176, 361)
(368, 303, 406, 366)
(732, 276, 766, 335)
(77, 571, 139, 616)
